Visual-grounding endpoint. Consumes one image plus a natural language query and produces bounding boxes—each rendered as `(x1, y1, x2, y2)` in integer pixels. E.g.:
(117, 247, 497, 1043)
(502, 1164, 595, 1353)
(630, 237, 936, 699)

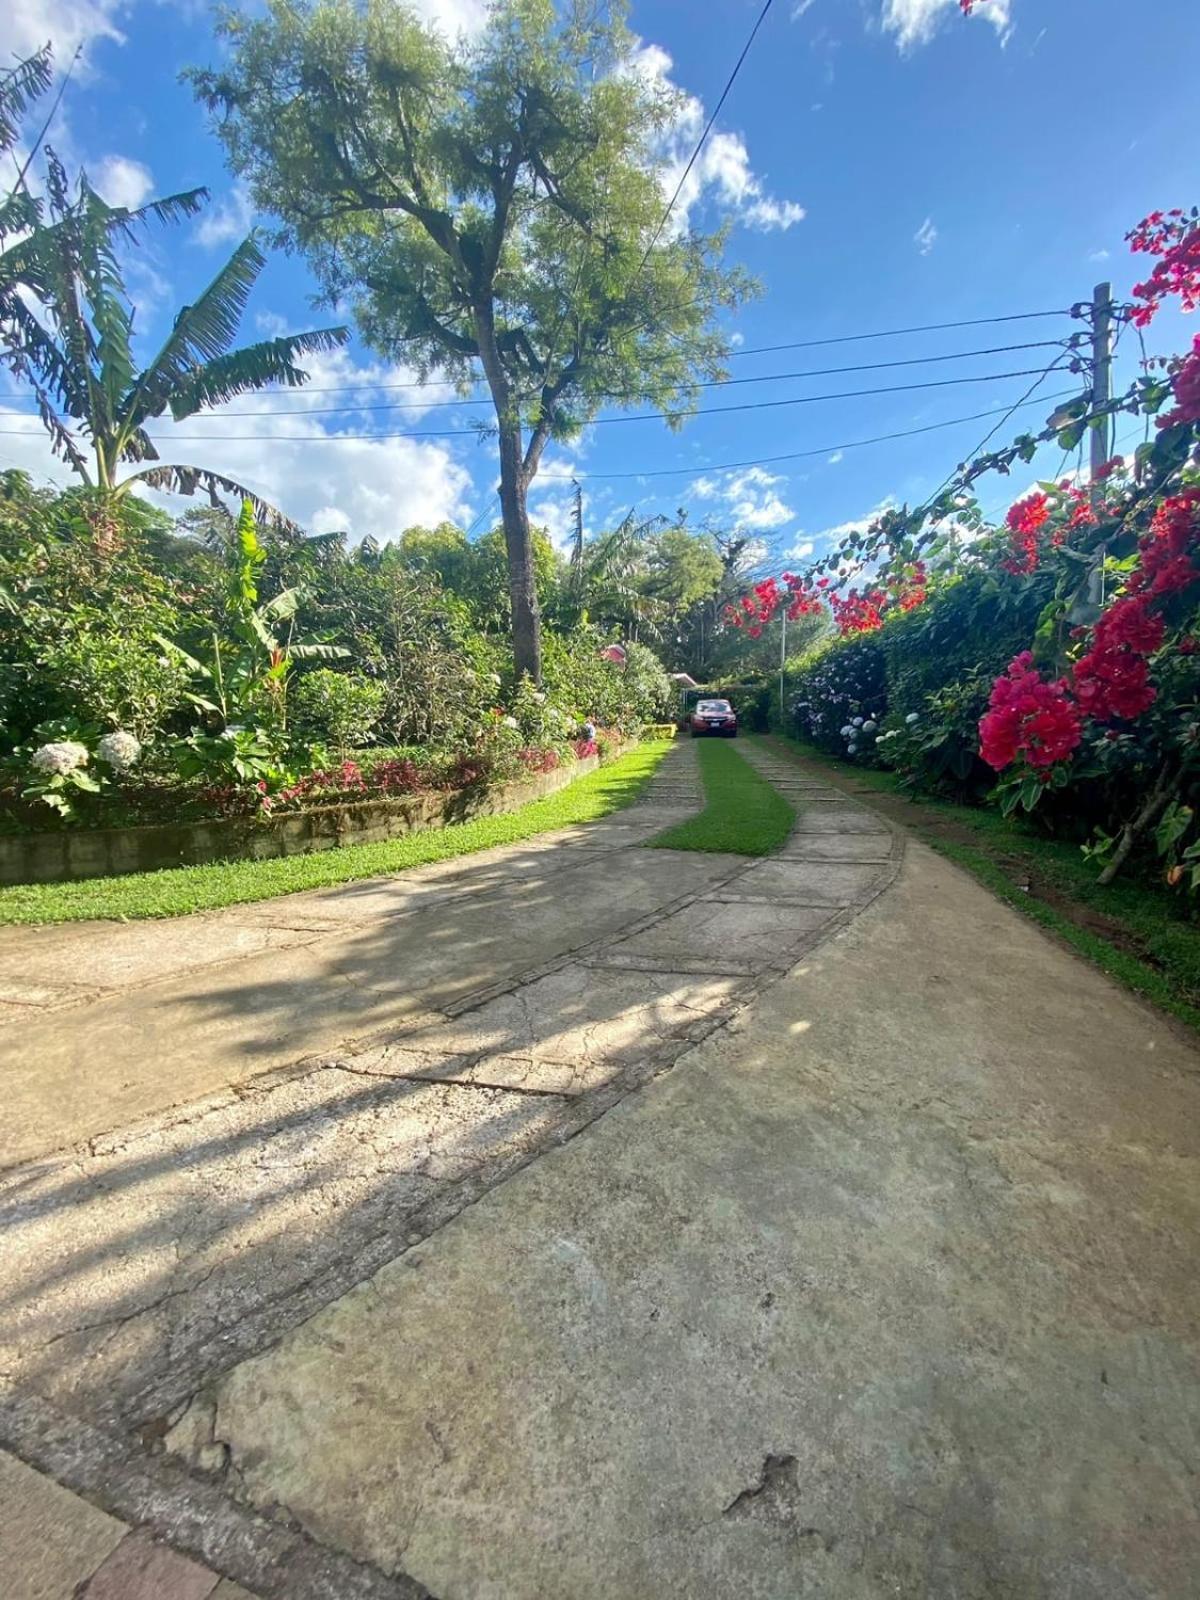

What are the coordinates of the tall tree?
(190, 0, 752, 680)
(2, 158, 348, 536)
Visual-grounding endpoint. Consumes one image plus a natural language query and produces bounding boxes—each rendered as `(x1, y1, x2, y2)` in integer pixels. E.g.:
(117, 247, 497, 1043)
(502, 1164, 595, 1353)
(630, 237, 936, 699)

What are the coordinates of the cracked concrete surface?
(1, 744, 894, 1442)
(5, 739, 1196, 1598)
(167, 830, 1200, 1600)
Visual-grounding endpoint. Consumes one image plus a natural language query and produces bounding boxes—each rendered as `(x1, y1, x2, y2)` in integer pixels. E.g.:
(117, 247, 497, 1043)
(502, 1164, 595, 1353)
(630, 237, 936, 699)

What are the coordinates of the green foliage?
(159, 500, 349, 734)
(0, 743, 671, 925)
(0, 476, 190, 748)
(541, 630, 673, 733)
(189, 0, 752, 678)
(789, 638, 888, 758)
(1, 137, 346, 523)
(290, 669, 385, 755)
(875, 669, 996, 802)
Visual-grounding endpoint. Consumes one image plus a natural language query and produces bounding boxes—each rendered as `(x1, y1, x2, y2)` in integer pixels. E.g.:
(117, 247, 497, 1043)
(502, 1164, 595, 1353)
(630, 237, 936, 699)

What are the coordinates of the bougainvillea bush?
(721, 202, 1200, 890)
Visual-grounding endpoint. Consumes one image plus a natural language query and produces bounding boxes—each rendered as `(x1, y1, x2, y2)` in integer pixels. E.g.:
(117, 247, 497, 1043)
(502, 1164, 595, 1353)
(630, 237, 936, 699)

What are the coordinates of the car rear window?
(697, 700, 732, 714)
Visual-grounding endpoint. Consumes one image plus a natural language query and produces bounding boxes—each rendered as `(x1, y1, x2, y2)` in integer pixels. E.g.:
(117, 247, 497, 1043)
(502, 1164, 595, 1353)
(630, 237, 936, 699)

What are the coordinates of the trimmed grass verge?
(0, 744, 671, 926)
(648, 738, 794, 856)
(764, 734, 1200, 1035)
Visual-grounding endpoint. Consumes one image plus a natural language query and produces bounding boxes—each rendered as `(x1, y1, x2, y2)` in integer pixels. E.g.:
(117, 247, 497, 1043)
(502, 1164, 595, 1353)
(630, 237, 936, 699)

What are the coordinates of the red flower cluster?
(725, 573, 827, 638)
(1130, 489, 1200, 600)
(1127, 209, 1200, 326)
(828, 587, 885, 636)
(574, 738, 599, 760)
(1073, 597, 1162, 721)
(1002, 491, 1051, 574)
(896, 562, 929, 613)
(979, 653, 1083, 771)
(1157, 335, 1200, 431)
(726, 564, 926, 640)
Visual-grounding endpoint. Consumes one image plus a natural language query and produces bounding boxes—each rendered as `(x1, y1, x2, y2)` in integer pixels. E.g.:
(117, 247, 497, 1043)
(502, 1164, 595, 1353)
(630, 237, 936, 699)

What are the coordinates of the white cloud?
(1088, 248, 1110, 263)
(625, 42, 805, 236)
(91, 153, 153, 210)
(406, 0, 488, 37)
(7, 0, 126, 64)
(0, 347, 474, 542)
(914, 216, 938, 255)
(687, 465, 795, 534)
(881, 0, 1011, 52)
(791, 0, 820, 16)
(811, 498, 896, 550)
(195, 185, 257, 250)
(528, 459, 584, 550)
(784, 537, 815, 560)
(827, 450, 844, 465)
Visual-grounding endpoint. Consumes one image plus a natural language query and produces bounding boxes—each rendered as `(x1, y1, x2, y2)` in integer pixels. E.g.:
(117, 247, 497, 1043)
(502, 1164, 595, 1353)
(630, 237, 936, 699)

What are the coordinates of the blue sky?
(4, 0, 1198, 564)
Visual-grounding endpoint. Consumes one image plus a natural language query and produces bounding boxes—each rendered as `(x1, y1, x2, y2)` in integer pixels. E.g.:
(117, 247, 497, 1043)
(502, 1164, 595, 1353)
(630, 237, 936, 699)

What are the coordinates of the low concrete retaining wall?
(0, 756, 604, 887)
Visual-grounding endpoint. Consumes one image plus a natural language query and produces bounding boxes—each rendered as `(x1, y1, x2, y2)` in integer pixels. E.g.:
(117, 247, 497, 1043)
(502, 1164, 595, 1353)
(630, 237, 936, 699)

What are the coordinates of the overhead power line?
(0, 338, 1071, 420)
(0, 309, 1074, 405)
(526, 388, 1081, 482)
(639, 0, 777, 267)
(0, 366, 1074, 446)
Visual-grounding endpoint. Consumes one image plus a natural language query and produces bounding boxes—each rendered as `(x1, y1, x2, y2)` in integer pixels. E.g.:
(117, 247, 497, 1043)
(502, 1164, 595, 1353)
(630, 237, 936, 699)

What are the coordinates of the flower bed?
(0, 743, 627, 886)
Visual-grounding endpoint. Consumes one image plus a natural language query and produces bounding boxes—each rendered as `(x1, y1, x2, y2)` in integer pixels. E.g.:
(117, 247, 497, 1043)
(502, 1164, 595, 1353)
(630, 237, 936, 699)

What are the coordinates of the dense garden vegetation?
(0, 478, 692, 831)
(726, 206, 1200, 903)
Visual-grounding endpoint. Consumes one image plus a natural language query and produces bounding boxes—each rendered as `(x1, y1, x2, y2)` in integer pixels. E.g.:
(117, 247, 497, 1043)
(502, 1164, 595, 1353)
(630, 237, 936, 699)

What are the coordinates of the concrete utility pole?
(1089, 280, 1113, 512)
(779, 606, 787, 721)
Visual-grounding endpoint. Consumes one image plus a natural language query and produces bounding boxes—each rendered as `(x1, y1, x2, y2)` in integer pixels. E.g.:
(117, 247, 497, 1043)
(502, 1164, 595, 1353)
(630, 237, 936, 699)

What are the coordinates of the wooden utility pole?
(1089, 281, 1113, 511)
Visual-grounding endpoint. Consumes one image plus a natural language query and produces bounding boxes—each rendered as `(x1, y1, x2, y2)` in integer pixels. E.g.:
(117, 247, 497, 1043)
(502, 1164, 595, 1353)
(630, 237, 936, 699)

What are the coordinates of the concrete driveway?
(2, 741, 1197, 1600)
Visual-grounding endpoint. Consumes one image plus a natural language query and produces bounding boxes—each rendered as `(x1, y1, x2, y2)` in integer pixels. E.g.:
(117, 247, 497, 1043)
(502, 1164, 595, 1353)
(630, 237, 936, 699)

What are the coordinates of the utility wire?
(0, 338, 1071, 419)
(0, 307, 1074, 405)
(919, 358, 1072, 513)
(638, 0, 776, 268)
(0, 365, 1074, 445)
(537, 387, 1078, 481)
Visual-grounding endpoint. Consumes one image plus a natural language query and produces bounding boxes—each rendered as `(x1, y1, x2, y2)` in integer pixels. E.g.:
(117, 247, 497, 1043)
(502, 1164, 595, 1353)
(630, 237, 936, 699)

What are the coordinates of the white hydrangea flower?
(852, 717, 864, 727)
(31, 740, 90, 776)
(97, 730, 141, 771)
(502, 715, 519, 730)
(906, 712, 920, 725)
(862, 720, 878, 734)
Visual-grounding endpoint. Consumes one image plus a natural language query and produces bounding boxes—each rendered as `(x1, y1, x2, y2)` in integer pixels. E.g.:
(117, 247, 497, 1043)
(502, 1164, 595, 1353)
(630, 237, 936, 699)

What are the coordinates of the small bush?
(290, 670, 385, 755)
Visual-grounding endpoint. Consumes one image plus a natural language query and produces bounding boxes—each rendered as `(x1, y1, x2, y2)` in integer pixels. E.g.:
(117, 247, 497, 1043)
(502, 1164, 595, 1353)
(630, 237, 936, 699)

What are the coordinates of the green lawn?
(765, 734, 1200, 1034)
(0, 744, 671, 926)
(648, 737, 794, 856)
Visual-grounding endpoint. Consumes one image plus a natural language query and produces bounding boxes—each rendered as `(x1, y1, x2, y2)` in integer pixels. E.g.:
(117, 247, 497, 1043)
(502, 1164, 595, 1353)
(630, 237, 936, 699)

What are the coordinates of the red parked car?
(689, 697, 738, 738)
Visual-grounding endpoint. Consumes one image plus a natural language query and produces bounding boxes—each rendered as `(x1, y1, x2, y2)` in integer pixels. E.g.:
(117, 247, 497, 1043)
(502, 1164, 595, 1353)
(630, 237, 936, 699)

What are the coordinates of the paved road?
(3, 741, 1197, 1600)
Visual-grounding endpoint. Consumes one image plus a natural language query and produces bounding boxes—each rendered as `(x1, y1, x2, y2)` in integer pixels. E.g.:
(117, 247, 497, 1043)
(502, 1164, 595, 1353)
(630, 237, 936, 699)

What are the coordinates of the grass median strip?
(648, 737, 794, 856)
(0, 744, 672, 927)
(765, 734, 1200, 1035)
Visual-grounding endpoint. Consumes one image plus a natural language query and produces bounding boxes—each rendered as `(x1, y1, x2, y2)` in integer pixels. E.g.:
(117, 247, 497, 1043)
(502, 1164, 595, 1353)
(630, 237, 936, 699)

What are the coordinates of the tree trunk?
(1096, 760, 1178, 886)
(497, 421, 541, 683)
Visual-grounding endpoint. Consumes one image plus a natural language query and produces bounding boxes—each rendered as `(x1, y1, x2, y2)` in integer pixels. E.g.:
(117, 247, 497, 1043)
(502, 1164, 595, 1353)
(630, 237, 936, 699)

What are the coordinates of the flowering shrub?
(788, 638, 888, 757)
(1127, 207, 1200, 325)
(97, 730, 141, 771)
(979, 654, 1083, 774)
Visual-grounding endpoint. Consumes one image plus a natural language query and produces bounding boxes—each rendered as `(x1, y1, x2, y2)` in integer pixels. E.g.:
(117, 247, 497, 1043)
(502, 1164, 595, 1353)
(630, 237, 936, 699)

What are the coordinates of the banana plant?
(2, 139, 347, 530)
(160, 501, 348, 730)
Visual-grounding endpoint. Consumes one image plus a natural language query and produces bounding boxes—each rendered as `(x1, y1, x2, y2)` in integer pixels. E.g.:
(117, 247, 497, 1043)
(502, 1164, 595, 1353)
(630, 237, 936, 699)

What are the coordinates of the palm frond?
(164, 327, 349, 419)
(0, 298, 89, 416)
(290, 642, 351, 661)
(0, 48, 54, 157)
(125, 236, 269, 425)
(125, 462, 303, 534)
